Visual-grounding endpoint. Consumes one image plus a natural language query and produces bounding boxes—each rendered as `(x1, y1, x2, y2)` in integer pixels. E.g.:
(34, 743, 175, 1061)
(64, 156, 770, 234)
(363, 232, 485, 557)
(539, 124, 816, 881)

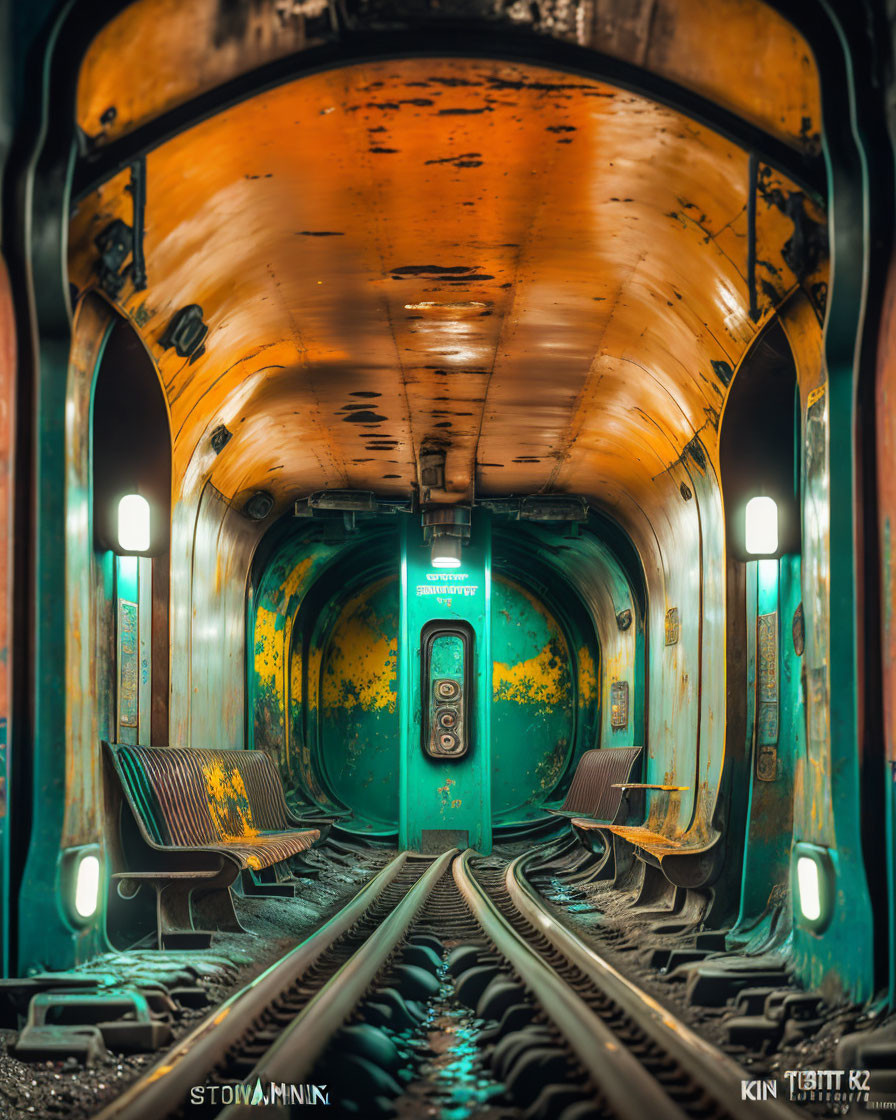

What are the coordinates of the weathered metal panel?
(188, 484, 258, 750)
(169, 370, 268, 746)
(137, 556, 153, 744)
(643, 467, 701, 835)
(76, 0, 820, 152)
(18, 294, 113, 973)
(251, 535, 349, 775)
(689, 448, 727, 845)
(877, 257, 896, 1006)
(505, 524, 639, 755)
(490, 576, 575, 822)
(0, 255, 15, 975)
(69, 58, 815, 532)
(780, 289, 874, 1000)
(63, 296, 115, 848)
(732, 556, 800, 930)
(317, 576, 400, 829)
(116, 597, 139, 733)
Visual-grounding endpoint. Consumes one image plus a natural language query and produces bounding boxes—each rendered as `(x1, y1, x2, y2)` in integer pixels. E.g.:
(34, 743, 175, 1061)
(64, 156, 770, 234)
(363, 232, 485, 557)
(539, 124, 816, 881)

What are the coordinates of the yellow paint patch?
(254, 606, 283, 689)
(305, 642, 323, 712)
(493, 641, 569, 706)
(254, 557, 316, 701)
(203, 762, 259, 840)
(279, 556, 315, 607)
(321, 579, 397, 712)
(577, 645, 597, 707)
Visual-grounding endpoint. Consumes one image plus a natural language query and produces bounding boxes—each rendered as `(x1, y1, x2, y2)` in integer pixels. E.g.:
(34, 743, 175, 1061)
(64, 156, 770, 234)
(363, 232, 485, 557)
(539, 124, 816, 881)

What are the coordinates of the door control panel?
(422, 622, 472, 759)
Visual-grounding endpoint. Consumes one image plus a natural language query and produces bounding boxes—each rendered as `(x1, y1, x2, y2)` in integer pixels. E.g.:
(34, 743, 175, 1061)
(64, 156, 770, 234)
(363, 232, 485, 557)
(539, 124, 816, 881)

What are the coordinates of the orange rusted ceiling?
(76, 0, 820, 154)
(68, 58, 825, 520)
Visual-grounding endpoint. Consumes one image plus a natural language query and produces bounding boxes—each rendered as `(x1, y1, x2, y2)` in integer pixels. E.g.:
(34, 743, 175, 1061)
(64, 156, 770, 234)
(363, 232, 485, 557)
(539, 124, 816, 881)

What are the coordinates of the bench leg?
(153, 883, 213, 950)
(192, 885, 248, 934)
(632, 861, 680, 912)
(239, 868, 295, 898)
(611, 834, 639, 889)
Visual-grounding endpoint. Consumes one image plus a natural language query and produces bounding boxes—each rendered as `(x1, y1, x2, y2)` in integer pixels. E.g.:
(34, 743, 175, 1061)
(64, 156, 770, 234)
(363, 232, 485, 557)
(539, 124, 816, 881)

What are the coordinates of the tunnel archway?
(0, 0, 880, 1011)
(247, 510, 649, 840)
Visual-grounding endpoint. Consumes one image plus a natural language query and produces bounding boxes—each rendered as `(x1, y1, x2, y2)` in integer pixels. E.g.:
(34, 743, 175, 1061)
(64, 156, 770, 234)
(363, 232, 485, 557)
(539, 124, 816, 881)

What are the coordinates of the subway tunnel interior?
(1, 0, 895, 1114)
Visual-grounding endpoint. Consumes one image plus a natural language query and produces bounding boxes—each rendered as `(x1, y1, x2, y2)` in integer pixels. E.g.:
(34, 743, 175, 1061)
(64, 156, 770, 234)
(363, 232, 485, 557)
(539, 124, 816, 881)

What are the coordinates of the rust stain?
(76, 0, 820, 153)
(69, 58, 823, 524)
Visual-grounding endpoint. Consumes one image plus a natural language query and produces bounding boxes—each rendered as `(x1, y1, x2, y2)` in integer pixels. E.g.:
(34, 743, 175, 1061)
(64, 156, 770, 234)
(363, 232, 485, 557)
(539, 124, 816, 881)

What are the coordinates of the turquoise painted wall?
(733, 556, 802, 936)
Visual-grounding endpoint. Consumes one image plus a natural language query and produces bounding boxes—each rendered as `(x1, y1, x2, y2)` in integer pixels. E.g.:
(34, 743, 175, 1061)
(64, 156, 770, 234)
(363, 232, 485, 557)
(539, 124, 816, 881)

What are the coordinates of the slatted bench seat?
(103, 742, 326, 946)
(545, 747, 644, 866)
(548, 746, 644, 824)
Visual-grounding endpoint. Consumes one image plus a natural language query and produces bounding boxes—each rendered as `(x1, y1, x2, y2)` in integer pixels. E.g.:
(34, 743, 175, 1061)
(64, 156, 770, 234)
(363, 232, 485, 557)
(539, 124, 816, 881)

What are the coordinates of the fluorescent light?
(431, 535, 462, 568)
(117, 494, 150, 552)
(797, 855, 821, 922)
(745, 495, 778, 555)
(74, 854, 100, 919)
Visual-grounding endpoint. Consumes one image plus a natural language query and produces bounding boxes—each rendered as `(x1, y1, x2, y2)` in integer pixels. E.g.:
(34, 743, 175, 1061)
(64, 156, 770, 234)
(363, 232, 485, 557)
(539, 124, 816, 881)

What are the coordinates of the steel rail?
(453, 848, 689, 1120)
(218, 847, 457, 1119)
(94, 851, 414, 1120)
(509, 851, 800, 1120)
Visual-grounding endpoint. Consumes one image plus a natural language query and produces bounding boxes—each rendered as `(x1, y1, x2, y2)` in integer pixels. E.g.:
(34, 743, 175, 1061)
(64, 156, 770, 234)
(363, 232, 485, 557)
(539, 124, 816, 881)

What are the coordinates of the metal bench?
(545, 747, 644, 871)
(103, 742, 326, 946)
(548, 746, 644, 824)
(573, 781, 722, 891)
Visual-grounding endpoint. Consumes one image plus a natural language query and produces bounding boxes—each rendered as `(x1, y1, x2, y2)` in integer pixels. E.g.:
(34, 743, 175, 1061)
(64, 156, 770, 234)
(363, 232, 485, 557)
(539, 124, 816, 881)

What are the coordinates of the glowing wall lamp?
(117, 493, 151, 552)
(431, 534, 463, 569)
(793, 842, 835, 933)
(745, 495, 778, 555)
(60, 845, 103, 925)
(422, 506, 471, 569)
(74, 854, 101, 919)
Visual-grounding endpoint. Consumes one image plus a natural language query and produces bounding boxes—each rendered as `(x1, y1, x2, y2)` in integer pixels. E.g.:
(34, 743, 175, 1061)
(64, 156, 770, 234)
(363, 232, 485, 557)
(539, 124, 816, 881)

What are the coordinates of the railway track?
(95, 847, 800, 1120)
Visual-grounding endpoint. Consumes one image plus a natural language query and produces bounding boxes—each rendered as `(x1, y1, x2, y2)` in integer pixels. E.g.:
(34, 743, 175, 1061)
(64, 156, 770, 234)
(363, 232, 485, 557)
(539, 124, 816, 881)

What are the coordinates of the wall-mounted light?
(422, 505, 471, 569)
(431, 534, 463, 569)
(745, 495, 778, 555)
(60, 845, 103, 925)
(797, 857, 821, 921)
(793, 842, 834, 933)
(117, 493, 150, 552)
(74, 854, 101, 919)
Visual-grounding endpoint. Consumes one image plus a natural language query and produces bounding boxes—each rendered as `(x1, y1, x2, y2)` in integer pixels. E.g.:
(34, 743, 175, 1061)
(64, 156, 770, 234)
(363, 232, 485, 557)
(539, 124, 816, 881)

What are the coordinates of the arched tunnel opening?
(247, 509, 643, 842)
(1, 1, 896, 1115)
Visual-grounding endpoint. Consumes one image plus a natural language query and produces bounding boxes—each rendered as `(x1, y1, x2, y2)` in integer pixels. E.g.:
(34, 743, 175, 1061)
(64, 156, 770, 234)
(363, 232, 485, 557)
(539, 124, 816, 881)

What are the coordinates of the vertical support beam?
(137, 556, 152, 744)
(150, 551, 169, 745)
(400, 515, 491, 853)
(782, 288, 874, 998)
(0, 258, 16, 976)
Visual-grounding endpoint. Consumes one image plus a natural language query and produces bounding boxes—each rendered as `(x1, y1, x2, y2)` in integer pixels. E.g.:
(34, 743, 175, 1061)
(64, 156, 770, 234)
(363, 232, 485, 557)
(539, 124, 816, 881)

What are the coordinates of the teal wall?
(251, 518, 602, 839)
(490, 575, 576, 823)
(733, 556, 802, 937)
(317, 575, 400, 831)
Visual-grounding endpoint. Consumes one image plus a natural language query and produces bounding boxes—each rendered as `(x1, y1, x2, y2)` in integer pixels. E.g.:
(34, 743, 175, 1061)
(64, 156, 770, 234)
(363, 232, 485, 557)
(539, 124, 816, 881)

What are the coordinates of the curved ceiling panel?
(68, 58, 826, 528)
(76, 0, 820, 153)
